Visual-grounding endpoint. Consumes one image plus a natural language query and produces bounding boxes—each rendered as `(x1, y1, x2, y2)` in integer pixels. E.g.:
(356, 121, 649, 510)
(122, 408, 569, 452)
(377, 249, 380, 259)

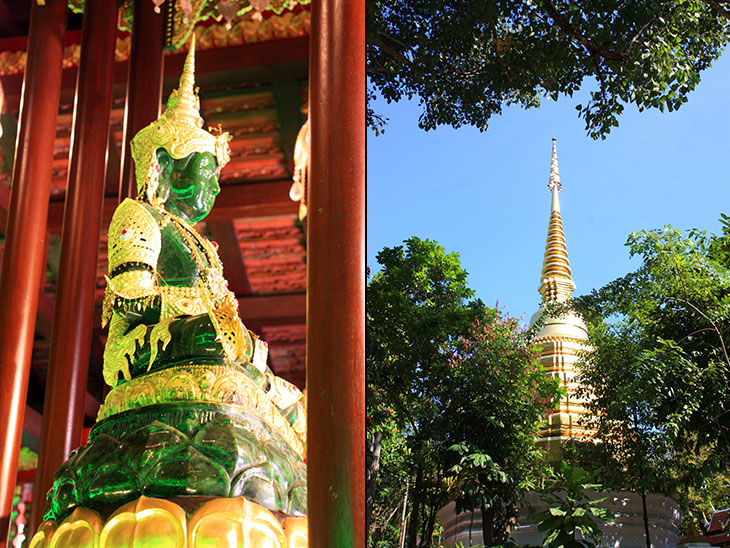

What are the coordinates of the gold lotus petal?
(48, 508, 102, 548)
(189, 515, 242, 548)
(282, 517, 307, 548)
(189, 497, 285, 548)
(99, 496, 186, 548)
(247, 521, 286, 548)
(29, 520, 57, 548)
(210, 375, 243, 405)
(163, 371, 201, 401)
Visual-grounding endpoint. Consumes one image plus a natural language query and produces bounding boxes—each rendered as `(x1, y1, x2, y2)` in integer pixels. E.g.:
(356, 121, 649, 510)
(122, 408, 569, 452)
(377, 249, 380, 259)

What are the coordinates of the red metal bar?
(30, 0, 118, 533)
(118, 0, 165, 200)
(0, 1, 67, 542)
(306, 0, 365, 546)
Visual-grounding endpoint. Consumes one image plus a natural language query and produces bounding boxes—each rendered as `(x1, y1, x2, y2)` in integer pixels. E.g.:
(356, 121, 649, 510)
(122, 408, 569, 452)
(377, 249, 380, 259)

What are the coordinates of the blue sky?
(367, 51, 730, 323)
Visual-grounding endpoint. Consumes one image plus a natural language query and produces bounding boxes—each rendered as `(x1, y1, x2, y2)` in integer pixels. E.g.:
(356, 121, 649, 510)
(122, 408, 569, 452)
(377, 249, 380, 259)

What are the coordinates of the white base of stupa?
(438, 490, 680, 548)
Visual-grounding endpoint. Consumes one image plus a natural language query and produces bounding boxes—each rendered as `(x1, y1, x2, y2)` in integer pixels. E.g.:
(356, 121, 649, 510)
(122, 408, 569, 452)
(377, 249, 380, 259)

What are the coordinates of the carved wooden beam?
(0, 37, 309, 113)
(238, 293, 305, 326)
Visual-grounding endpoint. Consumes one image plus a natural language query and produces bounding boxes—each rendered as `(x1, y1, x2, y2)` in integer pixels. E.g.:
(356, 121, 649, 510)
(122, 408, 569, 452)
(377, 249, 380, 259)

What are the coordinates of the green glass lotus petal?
(117, 422, 189, 475)
(232, 466, 283, 512)
(85, 462, 139, 506)
(144, 446, 230, 497)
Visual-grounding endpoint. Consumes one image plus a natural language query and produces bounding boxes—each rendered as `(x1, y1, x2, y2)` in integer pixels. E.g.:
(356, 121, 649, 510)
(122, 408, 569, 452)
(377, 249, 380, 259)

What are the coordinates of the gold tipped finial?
(131, 34, 231, 204)
(166, 34, 200, 124)
(548, 137, 561, 191)
(182, 33, 196, 92)
(539, 138, 575, 303)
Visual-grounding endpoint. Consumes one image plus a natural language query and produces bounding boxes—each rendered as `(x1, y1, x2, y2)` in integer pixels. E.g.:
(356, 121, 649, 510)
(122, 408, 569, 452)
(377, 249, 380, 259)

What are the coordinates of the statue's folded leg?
(129, 313, 225, 373)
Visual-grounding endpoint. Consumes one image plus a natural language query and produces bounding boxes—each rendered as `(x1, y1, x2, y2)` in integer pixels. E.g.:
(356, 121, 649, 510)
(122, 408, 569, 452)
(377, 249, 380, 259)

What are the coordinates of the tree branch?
(370, 35, 423, 75)
(664, 296, 730, 371)
(490, 21, 509, 77)
(699, 0, 730, 21)
(591, 54, 608, 103)
(540, 1, 670, 62)
(540, 0, 629, 61)
(379, 380, 421, 436)
(677, 327, 716, 345)
(621, 6, 667, 56)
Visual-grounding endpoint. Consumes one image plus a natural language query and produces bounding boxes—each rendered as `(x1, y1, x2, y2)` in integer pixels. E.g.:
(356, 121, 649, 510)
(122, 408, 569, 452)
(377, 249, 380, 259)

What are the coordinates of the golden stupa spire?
(539, 138, 576, 303)
(548, 137, 561, 192)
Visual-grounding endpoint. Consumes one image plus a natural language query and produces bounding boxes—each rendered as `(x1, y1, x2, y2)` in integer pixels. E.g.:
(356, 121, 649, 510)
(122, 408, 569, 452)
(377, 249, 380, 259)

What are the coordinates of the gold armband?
(108, 199, 161, 272)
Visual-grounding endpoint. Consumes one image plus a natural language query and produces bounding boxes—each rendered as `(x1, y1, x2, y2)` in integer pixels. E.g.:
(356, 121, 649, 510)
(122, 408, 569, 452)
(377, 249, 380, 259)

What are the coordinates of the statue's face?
(156, 149, 220, 223)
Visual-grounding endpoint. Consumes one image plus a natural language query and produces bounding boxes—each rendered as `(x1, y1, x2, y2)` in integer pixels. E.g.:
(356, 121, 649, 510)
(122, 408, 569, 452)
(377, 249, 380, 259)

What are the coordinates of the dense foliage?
(367, 0, 730, 138)
(445, 314, 561, 544)
(570, 217, 730, 530)
(531, 462, 613, 548)
(367, 237, 485, 548)
(367, 237, 560, 547)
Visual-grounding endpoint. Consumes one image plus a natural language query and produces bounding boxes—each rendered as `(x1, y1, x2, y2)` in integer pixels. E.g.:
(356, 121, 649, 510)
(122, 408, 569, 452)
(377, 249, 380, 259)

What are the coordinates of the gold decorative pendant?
(148, 317, 174, 370)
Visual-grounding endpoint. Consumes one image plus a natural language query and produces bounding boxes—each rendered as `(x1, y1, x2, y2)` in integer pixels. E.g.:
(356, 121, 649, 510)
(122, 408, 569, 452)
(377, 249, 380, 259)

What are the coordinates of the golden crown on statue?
(130, 34, 231, 204)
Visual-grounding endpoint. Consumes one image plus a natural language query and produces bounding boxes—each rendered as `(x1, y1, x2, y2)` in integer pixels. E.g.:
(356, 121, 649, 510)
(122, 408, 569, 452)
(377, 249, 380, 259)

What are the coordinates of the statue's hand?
(103, 319, 147, 386)
(148, 317, 174, 370)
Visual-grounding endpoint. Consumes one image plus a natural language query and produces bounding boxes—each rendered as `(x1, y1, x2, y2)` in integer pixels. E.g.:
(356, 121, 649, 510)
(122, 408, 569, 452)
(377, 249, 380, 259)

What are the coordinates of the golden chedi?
(530, 138, 592, 463)
(30, 36, 307, 548)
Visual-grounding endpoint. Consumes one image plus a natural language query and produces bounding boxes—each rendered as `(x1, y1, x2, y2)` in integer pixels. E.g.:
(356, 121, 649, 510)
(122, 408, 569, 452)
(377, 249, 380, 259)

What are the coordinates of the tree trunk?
(419, 497, 438, 548)
(407, 463, 424, 548)
(642, 491, 651, 548)
(398, 484, 409, 548)
(418, 504, 429, 548)
(419, 469, 441, 548)
(366, 431, 384, 540)
(481, 502, 495, 546)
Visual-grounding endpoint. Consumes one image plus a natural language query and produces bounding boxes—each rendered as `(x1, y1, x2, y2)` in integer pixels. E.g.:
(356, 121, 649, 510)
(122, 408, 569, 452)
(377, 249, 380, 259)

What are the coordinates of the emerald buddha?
(31, 37, 307, 548)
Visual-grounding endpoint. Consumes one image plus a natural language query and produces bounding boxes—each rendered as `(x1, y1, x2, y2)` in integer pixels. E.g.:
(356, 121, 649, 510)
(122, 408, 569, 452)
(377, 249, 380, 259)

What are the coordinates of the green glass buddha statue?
(30, 36, 307, 548)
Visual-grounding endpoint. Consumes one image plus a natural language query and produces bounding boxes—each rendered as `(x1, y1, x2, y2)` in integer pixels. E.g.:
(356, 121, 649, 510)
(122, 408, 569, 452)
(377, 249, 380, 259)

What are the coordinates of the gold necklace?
(155, 206, 223, 279)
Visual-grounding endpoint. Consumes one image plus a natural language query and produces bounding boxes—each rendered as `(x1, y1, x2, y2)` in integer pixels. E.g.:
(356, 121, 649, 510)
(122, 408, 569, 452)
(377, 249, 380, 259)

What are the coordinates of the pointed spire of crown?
(131, 34, 232, 201)
(179, 33, 196, 100)
(164, 34, 203, 129)
(539, 138, 575, 303)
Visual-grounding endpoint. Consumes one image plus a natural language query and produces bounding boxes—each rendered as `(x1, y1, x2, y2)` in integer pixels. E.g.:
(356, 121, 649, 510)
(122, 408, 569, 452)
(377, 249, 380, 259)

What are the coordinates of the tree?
(367, 0, 730, 138)
(445, 313, 561, 545)
(569, 218, 730, 531)
(368, 417, 413, 548)
(367, 237, 487, 547)
(531, 462, 613, 548)
(566, 320, 679, 548)
(367, 237, 561, 547)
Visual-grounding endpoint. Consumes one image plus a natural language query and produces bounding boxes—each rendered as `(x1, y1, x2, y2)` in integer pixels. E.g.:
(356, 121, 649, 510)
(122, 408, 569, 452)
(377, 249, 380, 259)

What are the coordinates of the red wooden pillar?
(119, 0, 165, 201)
(0, 1, 67, 542)
(30, 0, 119, 532)
(306, 0, 365, 546)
